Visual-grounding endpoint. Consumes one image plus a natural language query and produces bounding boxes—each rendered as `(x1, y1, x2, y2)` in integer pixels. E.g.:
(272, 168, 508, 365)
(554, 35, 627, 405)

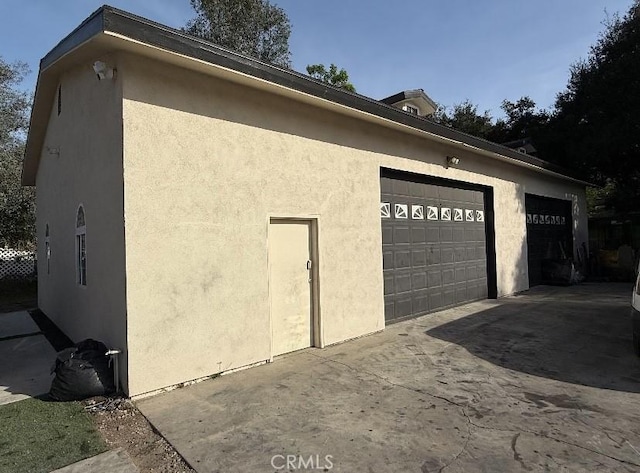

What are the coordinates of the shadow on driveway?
(426, 282, 640, 393)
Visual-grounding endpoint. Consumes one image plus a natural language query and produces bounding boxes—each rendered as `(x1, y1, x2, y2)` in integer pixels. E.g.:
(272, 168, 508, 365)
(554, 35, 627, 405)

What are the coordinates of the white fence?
(0, 248, 37, 280)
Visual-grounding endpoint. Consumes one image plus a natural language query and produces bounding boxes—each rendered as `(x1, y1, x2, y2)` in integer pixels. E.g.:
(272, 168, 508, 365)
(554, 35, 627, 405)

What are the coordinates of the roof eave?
(23, 5, 589, 187)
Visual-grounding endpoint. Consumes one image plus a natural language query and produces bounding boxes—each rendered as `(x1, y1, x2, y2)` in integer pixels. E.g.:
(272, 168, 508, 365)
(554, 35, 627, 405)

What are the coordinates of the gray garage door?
(381, 176, 488, 322)
(525, 194, 573, 286)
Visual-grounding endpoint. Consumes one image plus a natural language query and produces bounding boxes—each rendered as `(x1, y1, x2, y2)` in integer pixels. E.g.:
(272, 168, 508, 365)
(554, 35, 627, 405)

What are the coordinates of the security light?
(92, 61, 115, 80)
(446, 156, 460, 168)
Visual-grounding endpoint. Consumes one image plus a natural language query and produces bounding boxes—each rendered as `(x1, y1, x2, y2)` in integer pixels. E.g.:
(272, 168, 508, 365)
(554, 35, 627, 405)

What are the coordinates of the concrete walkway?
(0, 310, 56, 405)
(50, 448, 138, 473)
(139, 283, 640, 472)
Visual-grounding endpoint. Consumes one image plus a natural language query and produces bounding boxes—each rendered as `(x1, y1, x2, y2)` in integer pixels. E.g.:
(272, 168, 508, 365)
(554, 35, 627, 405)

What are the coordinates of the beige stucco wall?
(36, 60, 128, 389)
(119, 54, 587, 396)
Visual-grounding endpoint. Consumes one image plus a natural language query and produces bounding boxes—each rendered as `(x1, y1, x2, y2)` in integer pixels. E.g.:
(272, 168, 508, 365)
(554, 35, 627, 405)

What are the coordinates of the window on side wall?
(45, 224, 51, 275)
(75, 205, 86, 286)
(403, 104, 419, 115)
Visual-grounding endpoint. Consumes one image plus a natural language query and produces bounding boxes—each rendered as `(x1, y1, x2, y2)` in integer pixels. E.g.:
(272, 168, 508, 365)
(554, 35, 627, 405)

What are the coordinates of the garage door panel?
(395, 273, 412, 293)
(412, 272, 427, 290)
(453, 227, 465, 242)
(442, 289, 455, 307)
(478, 280, 488, 298)
(382, 175, 489, 322)
(427, 270, 442, 287)
(430, 293, 443, 310)
(442, 267, 455, 285)
(440, 226, 453, 242)
(393, 180, 410, 195)
(381, 177, 394, 193)
(383, 251, 394, 268)
(413, 292, 429, 313)
(394, 227, 410, 244)
(409, 181, 426, 197)
(413, 249, 427, 266)
(465, 227, 480, 241)
(382, 226, 393, 245)
(394, 250, 411, 269)
(412, 227, 426, 243)
(396, 298, 412, 317)
(454, 247, 466, 263)
(385, 301, 395, 318)
(441, 248, 454, 263)
(384, 275, 394, 295)
(427, 247, 441, 264)
(426, 228, 440, 242)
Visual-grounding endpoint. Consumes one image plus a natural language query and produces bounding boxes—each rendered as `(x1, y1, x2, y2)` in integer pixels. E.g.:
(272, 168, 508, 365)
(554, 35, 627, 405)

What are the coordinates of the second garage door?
(525, 194, 573, 287)
(381, 174, 490, 322)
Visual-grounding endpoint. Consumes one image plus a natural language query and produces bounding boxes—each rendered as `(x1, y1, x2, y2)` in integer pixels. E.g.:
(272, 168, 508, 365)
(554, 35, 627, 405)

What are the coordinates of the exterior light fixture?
(446, 156, 460, 168)
(92, 61, 116, 80)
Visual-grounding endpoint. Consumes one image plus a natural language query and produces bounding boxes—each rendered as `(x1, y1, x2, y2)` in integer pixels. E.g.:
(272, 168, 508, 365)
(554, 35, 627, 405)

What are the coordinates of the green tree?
(431, 100, 494, 139)
(537, 1, 640, 212)
(305, 63, 356, 92)
(488, 97, 549, 144)
(185, 0, 292, 68)
(0, 57, 34, 249)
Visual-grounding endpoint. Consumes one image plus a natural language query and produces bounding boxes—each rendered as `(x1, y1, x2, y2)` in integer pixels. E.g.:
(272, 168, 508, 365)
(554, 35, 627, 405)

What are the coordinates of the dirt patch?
(85, 398, 195, 473)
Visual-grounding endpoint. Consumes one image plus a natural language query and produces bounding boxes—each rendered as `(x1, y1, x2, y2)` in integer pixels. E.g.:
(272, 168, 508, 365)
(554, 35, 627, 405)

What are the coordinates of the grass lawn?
(0, 398, 107, 473)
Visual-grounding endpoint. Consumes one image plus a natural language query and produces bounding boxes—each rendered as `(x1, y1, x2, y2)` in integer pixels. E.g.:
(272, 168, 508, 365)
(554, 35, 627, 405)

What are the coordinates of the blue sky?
(0, 0, 634, 118)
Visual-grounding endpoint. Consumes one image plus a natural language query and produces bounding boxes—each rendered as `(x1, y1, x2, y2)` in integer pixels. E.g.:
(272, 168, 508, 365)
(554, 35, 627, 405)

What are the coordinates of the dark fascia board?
(40, 6, 106, 71)
(380, 91, 412, 105)
(35, 5, 588, 185)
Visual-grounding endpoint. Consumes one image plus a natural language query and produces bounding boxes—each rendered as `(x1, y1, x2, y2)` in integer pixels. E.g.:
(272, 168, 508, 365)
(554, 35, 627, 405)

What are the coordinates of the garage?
(381, 171, 496, 322)
(525, 194, 573, 286)
(25, 5, 590, 396)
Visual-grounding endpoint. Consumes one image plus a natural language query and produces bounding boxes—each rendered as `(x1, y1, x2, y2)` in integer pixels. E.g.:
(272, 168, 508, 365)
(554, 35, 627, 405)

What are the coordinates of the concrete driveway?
(138, 283, 640, 472)
(0, 310, 56, 405)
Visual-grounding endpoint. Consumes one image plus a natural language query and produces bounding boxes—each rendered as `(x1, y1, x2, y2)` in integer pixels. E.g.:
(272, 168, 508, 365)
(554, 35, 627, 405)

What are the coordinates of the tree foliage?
(185, 0, 292, 68)
(306, 63, 356, 92)
(489, 97, 549, 144)
(0, 56, 34, 249)
(431, 100, 494, 139)
(536, 1, 640, 212)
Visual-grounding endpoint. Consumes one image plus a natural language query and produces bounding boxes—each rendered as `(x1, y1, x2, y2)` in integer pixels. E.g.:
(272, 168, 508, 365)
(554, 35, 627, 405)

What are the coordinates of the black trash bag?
(49, 339, 115, 401)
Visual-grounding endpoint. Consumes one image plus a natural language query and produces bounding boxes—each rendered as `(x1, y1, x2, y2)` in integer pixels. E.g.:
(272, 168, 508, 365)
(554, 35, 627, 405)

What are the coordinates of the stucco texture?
(119, 54, 587, 396)
(36, 60, 128, 389)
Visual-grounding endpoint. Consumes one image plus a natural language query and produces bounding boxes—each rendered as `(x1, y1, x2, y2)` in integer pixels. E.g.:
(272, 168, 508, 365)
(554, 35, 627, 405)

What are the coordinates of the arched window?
(45, 224, 51, 275)
(75, 206, 86, 286)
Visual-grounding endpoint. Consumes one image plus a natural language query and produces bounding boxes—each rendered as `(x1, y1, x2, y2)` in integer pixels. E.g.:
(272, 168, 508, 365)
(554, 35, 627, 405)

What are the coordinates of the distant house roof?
(502, 138, 538, 156)
(380, 89, 438, 115)
(23, 5, 590, 186)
